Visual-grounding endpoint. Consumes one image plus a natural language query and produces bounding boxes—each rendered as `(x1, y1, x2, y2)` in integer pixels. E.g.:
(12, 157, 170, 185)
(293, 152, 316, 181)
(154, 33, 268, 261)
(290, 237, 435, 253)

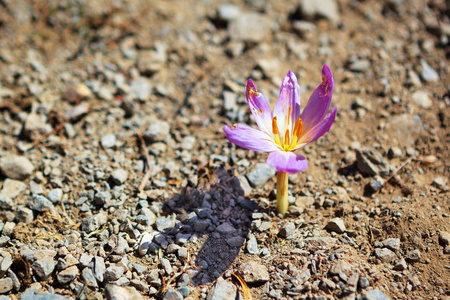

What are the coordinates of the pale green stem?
(276, 171, 289, 217)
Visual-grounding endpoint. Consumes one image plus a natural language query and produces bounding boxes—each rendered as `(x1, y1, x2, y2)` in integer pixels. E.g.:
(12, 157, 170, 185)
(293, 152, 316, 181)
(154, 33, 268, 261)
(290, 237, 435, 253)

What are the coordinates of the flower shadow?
(161, 168, 257, 286)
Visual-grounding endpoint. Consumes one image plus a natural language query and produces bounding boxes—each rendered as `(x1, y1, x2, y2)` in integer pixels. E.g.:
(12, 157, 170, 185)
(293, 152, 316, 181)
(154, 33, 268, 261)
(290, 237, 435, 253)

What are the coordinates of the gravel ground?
(0, 0, 449, 299)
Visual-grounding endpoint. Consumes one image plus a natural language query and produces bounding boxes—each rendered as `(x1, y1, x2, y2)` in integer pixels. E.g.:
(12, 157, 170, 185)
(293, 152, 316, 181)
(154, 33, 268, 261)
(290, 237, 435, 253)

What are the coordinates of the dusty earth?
(0, 0, 449, 299)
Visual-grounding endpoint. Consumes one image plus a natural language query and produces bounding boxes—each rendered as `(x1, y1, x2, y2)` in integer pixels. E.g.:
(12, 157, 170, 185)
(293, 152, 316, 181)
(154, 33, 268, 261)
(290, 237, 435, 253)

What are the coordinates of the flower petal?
(299, 106, 337, 146)
(223, 123, 281, 152)
(273, 71, 301, 139)
(300, 65, 334, 133)
(267, 150, 308, 174)
(246, 79, 273, 135)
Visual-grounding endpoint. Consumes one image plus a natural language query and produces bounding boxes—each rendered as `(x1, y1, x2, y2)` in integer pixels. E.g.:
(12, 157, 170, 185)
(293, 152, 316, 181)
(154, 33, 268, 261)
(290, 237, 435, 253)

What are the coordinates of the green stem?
(276, 171, 289, 217)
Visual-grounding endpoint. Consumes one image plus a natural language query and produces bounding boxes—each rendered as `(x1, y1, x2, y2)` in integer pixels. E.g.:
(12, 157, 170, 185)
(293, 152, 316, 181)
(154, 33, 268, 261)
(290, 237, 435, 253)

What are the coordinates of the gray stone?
(138, 232, 154, 255)
(226, 236, 245, 247)
(237, 175, 252, 196)
(407, 249, 421, 262)
(279, 222, 296, 238)
(192, 219, 211, 232)
(79, 253, 93, 267)
(143, 121, 170, 142)
(297, 0, 340, 23)
(181, 136, 196, 151)
(129, 78, 152, 102)
(305, 237, 337, 247)
(356, 148, 390, 177)
(433, 176, 448, 190)
(412, 90, 432, 108)
(1, 179, 26, 199)
(238, 261, 269, 283)
(57, 265, 78, 284)
(93, 256, 106, 283)
(0, 195, 13, 210)
(137, 49, 166, 76)
(32, 256, 56, 281)
(326, 218, 346, 234)
(215, 222, 236, 235)
(155, 217, 175, 232)
(217, 4, 241, 22)
(1, 222, 15, 237)
(81, 267, 98, 287)
(101, 134, 116, 148)
(161, 258, 173, 275)
(23, 113, 52, 140)
(223, 91, 237, 112)
(348, 59, 371, 72)
(0, 278, 13, 294)
(0, 252, 13, 274)
(19, 287, 68, 300)
(393, 258, 407, 271)
(47, 189, 63, 204)
(387, 147, 403, 159)
(105, 284, 143, 300)
(111, 169, 128, 185)
(56, 254, 79, 270)
(206, 277, 236, 300)
(246, 234, 259, 255)
(329, 260, 351, 275)
(368, 176, 385, 192)
(81, 214, 104, 234)
(374, 248, 396, 263)
(114, 235, 130, 255)
(105, 265, 124, 282)
(228, 12, 272, 42)
(30, 195, 55, 213)
(362, 289, 389, 300)
(0, 156, 34, 180)
(439, 231, 450, 246)
(420, 59, 439, 82)
(97, 86, 113, 101)
(246, 163, 276, 187)
(382, 238, 401, 251)
(163, 289, 183, 300)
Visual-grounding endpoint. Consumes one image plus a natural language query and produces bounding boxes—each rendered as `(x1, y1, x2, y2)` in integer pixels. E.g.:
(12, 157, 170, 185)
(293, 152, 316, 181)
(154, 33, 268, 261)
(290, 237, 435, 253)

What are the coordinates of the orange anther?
(287, 106, 292, 125)
(284, 129, 290, 146)
(293, 118, 303, 138)
(272, 117, 279, 135)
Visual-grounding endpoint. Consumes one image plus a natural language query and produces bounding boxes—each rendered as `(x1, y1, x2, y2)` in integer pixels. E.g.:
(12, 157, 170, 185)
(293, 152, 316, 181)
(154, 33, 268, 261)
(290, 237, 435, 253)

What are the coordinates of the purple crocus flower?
(223, 65, 337, 174)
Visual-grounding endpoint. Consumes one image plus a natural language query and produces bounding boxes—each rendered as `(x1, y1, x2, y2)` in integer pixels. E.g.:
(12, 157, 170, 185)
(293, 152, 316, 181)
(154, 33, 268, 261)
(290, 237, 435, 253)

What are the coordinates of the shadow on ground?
(162, 168, 257, 286)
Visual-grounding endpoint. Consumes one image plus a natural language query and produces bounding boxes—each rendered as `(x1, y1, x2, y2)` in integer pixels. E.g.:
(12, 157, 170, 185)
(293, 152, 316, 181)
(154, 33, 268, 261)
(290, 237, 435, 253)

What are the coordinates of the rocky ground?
(0, 0, 449, 299)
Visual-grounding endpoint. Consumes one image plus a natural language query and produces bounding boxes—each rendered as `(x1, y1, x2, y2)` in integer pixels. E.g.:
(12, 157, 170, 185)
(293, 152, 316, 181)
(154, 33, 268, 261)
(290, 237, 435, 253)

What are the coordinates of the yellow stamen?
(292, 118, 303, 138)
(272, 117, 278, 135)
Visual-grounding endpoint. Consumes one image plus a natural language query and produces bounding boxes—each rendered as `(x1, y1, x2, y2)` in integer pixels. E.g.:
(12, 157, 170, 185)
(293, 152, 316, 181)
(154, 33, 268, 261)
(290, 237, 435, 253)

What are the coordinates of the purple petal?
(273, 71, 301, 136)
(267, 150, 308, 174)
(246, 79, 273, 134)
(300, 65, 334, 133)
(223, 123, 280, 152)
(299, 106, 337, 145)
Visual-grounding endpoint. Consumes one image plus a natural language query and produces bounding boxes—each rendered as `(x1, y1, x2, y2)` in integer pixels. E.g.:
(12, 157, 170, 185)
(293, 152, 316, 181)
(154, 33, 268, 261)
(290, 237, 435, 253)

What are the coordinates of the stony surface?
(0, 0, 447, 299)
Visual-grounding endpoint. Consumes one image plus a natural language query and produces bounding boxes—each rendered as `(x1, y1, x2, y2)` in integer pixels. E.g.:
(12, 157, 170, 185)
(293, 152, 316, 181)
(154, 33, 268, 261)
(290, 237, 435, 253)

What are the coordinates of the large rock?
(238, 261, 269, 283)
(206, 277, 236, 300)
(356, 148, 390, 177)
(296, 0, 340, 24)
(228, 12, 272, 42)
(0, 156, 34, 180)
(105, 284, 143, 300)
(1, 179, 26, 199)
(246, 163, 276, 187)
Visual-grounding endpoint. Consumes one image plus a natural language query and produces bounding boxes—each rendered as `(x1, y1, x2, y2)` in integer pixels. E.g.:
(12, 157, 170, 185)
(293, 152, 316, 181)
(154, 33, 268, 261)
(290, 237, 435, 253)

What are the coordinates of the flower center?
(271, 106, 304, 151)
